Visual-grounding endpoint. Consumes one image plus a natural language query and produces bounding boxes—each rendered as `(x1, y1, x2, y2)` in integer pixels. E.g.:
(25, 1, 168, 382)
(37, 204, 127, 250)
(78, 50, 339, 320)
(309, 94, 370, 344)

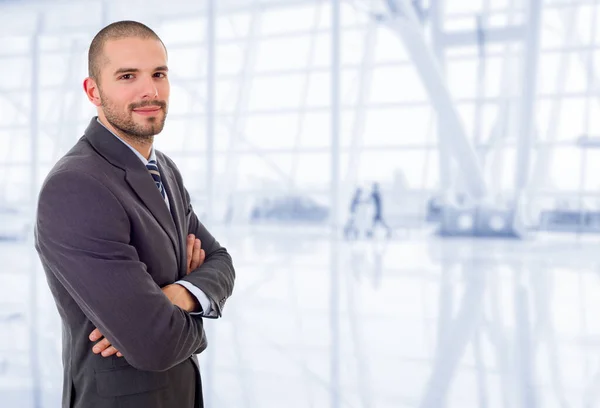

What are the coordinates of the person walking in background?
(344, 187, 364, 239)
(366, 182, 392, 239)
(34, 20, 235, 408)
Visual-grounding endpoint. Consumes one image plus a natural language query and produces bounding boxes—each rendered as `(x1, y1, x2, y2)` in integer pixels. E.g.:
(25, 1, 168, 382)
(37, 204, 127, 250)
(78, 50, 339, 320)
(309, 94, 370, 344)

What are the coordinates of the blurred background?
(1, 0, 600, 407)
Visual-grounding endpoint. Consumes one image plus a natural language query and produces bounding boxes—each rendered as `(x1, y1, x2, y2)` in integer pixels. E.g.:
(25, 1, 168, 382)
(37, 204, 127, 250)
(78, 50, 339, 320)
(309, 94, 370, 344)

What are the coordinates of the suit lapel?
(158, 160, 186, 279)
(124, 169, 180, 265)
(83, 117, 180, 267)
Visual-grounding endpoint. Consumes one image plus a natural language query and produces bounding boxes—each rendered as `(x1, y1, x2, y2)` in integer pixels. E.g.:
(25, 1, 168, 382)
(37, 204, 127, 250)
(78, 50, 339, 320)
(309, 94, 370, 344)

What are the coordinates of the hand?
(89, 328, 122, 358)
(187, 234, 205, 275)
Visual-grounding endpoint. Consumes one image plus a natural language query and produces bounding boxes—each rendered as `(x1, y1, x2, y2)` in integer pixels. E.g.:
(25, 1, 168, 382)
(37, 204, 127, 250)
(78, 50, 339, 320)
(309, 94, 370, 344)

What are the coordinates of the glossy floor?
(1, 225, 600, 407)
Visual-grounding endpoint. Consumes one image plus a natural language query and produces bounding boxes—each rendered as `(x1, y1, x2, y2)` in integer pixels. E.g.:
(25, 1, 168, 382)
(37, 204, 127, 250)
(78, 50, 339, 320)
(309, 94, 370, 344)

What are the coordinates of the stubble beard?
(100, 90, 168, 144)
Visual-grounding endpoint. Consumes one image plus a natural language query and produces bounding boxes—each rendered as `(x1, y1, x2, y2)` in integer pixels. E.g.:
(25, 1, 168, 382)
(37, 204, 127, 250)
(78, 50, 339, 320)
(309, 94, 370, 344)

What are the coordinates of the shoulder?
(39, 141, 122, 210)
(38, 169, 122, 213)
(43, 138, 123, 191)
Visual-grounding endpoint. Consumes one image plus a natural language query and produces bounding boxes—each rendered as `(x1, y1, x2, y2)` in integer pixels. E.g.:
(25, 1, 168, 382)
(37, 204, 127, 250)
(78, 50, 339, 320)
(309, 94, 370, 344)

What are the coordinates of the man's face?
(96, 37, 170, 139)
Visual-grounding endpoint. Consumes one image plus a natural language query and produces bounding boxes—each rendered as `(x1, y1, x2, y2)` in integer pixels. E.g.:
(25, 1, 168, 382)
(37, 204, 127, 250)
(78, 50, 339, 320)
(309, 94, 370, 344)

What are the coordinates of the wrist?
(180, 285, 201, 313)
(187, 295, 201, 313)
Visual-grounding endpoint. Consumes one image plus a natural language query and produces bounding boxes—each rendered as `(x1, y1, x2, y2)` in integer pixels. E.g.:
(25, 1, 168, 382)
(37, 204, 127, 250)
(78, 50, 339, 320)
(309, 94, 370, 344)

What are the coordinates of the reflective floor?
(2, 225, 600, 407)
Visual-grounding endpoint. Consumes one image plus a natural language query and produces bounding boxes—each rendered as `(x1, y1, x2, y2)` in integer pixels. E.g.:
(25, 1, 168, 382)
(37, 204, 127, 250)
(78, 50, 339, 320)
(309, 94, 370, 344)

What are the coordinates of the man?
(34, 20, 235, 408)
(366, 182, 392, 238)
(343, 187, 363, 239)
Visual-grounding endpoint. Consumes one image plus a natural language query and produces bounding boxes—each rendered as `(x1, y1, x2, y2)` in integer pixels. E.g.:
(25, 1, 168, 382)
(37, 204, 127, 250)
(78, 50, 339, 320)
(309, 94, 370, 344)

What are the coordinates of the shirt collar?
(96, 118, 156, 165)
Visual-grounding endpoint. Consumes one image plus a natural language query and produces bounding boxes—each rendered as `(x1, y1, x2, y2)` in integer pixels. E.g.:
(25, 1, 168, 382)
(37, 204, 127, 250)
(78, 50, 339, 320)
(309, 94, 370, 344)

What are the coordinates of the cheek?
(117, 96, 135, 112)
(159, 83, 170, 99)
(110, 87, 137, 109)
(102, 88, 130, 110)
(109, 99, 130, 112)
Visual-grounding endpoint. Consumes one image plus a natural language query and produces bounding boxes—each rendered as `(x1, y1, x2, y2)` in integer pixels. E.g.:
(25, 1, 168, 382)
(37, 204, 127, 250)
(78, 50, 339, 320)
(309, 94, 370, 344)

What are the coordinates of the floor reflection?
(1, 228, 600, 407)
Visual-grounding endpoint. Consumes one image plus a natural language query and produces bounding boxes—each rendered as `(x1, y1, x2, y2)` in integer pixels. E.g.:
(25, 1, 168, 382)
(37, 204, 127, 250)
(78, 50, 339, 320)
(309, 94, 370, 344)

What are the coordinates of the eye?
(154, 72, 167, 78)
(119, 74, 133, 80)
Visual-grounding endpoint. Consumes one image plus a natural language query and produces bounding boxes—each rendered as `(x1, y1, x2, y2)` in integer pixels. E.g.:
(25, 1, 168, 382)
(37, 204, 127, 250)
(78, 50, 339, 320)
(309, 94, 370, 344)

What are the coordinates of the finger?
(191, 239, 201, 270)
(189, 239, 201, 273)
(101, 346, 120, 357)
(92, 337, 112, 354)
(198, 248, 205, 266)
(117, 352, 123, 358)
(186, 234, 195, 269)
(89, 328, 102, 342)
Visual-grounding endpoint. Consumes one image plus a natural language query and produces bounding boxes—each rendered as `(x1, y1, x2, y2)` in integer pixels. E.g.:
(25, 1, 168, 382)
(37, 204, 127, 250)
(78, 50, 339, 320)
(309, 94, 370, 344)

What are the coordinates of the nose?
(140, 75, 158, 99)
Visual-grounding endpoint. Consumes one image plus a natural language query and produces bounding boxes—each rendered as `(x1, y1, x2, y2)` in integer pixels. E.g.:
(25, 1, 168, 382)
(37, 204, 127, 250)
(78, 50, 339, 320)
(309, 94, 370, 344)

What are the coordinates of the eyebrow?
(113, 66, 169, 76)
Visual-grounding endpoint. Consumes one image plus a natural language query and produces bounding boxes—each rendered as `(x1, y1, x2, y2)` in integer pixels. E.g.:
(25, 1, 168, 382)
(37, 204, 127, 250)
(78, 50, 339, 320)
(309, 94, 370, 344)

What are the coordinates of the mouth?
(132, 107, 162, 116)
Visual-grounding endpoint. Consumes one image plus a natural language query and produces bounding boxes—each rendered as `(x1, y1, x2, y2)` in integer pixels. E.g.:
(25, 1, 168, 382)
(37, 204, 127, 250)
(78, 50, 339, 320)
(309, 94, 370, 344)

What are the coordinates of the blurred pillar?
(331, 0, 341, 237)
(204, 3, 217, 408)
(330, 2, 342, 407)
(29, 14, 42, 408)
(429, 0, 452, 196)
(382, 0, 487, 200)
(514, 0, 541, 197)
(206, 0, 216, 226)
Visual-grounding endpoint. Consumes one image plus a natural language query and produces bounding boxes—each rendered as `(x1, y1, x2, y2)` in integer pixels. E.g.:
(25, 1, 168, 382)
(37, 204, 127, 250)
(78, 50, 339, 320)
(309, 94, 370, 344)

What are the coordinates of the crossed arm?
(35, 170, 234, 371)
(91, 234, 206, 358)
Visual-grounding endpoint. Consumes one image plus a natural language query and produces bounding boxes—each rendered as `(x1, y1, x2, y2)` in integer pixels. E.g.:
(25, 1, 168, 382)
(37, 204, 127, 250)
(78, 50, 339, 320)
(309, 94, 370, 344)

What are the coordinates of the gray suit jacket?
(34, 117, 235, 408)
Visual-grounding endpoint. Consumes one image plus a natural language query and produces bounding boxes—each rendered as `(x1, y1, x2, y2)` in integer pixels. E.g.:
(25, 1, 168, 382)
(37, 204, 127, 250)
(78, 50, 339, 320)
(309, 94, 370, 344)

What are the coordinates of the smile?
(133, 108, 162, 115)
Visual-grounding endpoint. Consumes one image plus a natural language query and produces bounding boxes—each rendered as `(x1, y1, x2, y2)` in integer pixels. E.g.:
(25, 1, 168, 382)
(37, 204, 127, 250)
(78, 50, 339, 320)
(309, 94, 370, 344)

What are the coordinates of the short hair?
(88, 20, 166, 82)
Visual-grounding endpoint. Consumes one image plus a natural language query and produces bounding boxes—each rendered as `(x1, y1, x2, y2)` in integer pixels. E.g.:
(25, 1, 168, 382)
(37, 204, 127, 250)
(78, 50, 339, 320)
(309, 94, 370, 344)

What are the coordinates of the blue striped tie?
(146, 160, 166, 200)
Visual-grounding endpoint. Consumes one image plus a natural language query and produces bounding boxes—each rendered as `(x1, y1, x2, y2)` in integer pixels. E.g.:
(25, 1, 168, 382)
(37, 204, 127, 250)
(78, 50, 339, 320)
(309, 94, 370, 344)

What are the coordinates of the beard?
(99, 90, 168, 142)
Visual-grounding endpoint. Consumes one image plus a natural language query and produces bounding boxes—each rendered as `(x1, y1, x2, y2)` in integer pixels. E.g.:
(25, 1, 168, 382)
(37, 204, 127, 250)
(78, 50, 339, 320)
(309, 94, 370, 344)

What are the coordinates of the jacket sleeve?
(35, 170, 204, 372)
(179, 186, 235, 318)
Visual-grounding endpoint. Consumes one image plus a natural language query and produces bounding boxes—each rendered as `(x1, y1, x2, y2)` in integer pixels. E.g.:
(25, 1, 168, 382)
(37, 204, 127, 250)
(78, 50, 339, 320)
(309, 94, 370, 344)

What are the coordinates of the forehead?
(101, 37, 167, 72)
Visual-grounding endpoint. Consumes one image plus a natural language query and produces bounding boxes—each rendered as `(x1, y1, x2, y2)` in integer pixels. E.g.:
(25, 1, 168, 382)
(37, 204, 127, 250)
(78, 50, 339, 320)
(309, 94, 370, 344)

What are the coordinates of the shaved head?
(88, 20, 166, 83)
(83, 20, 170, 147)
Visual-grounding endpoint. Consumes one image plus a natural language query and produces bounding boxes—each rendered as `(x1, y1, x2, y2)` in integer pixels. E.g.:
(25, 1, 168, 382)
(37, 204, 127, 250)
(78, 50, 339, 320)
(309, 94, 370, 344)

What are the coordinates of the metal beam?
(429, 0, 451, 193)
(482, 0, 521, 200)
(381, 0, 487, 199)
(289, 3, 325, 190)
(220, 9, 261, 221)
(528, 5, 578, 195)
(0, 0, 328, 36)
(514, 0, 542, 197)
(343, 19, 378, 193)
(441, 26, 525, 48)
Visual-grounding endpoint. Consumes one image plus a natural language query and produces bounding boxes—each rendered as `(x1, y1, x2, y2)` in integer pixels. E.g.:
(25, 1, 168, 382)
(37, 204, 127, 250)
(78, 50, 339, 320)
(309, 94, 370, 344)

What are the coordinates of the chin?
(144, 123, 165, 136)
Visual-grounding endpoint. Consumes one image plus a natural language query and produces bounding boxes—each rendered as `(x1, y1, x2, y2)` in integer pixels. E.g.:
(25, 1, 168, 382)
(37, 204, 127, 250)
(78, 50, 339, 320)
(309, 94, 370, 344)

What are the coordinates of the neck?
(97, 115, 153, 161)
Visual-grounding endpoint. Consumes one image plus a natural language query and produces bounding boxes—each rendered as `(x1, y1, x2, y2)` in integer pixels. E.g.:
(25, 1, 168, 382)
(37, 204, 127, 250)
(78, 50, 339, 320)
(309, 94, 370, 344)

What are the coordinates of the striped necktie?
(146, 159, 167, 200)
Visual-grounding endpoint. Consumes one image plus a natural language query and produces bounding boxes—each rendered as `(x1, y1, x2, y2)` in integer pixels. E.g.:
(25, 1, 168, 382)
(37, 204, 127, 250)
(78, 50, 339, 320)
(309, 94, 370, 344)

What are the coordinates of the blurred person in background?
(34, 20, 235, 408)
(344, 186, 364, 239)
(366, 182, 392, 239)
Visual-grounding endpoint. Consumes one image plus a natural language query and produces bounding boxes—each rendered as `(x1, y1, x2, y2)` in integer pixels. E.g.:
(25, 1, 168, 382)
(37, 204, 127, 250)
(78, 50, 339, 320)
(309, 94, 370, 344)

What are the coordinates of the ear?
(83, 77, 102, 107)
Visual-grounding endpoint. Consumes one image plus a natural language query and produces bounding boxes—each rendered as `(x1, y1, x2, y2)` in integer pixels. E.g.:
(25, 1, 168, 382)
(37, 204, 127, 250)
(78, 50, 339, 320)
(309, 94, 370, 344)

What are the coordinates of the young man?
(34, 20, 235, 408)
